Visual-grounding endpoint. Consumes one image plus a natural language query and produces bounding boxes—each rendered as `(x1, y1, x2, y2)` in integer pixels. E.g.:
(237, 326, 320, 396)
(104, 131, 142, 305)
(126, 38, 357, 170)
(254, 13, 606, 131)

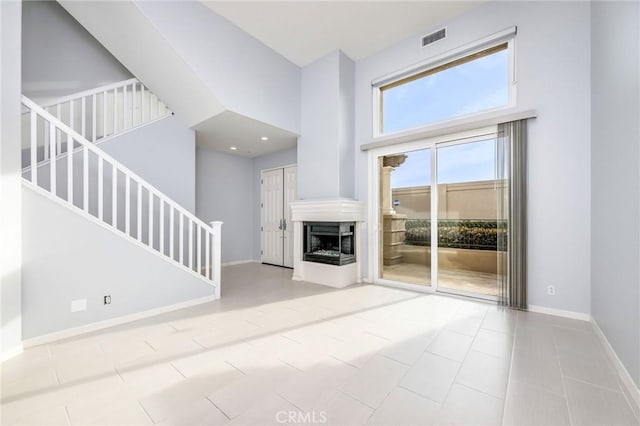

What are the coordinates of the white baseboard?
(591, 318, 640, 417)
(222, 259, 258, 267)
(527, 304, 591, 321)
(22, 294, 218, 348)
(0, 344, 24, 363)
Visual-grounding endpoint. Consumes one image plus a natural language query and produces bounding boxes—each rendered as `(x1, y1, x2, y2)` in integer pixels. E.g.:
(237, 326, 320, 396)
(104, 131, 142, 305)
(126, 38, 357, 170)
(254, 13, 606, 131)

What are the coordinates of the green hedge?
(404, 219, 507, 251)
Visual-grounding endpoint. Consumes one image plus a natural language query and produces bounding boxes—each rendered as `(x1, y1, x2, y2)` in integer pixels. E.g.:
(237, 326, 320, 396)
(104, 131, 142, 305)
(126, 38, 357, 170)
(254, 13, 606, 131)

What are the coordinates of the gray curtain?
(497, 120, 528, 309)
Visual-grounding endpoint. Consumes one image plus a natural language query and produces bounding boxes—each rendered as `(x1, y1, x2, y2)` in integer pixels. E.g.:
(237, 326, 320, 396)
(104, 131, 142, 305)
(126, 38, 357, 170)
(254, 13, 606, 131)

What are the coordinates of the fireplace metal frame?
(303, 221, 356, 266)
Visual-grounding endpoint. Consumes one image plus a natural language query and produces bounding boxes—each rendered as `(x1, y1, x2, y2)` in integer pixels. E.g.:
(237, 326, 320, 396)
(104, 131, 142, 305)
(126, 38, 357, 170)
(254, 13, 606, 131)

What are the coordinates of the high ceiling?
(202, 1, 482, 67)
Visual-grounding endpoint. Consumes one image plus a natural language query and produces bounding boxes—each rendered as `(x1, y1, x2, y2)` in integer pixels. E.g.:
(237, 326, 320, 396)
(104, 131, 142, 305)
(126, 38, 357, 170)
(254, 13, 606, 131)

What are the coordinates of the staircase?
(20, 88, 221, 298)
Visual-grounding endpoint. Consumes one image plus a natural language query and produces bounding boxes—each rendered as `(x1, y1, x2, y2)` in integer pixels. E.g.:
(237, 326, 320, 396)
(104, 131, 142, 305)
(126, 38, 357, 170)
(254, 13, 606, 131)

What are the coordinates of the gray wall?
(22, 1, 131, 103)
(591, 1, 640, 386)
(196, 149, 254, 263)
(195, 147, 297, 264)
(21, 187, 214, 339)
(0, 0, 23, 358)
(338, 52, 355, 199)
(252, 148, 298, 260)
(100, 115, 196, 213)
(298, 50, 355, 199)
(354, 1, 592, 314)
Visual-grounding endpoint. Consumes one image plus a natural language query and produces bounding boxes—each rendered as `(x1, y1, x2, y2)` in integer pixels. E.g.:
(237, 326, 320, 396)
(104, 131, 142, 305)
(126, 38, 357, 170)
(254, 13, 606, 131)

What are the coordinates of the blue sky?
(385, 49, 507, 188)
(382, 49, 509, 133)
(391, 139, 497, 188)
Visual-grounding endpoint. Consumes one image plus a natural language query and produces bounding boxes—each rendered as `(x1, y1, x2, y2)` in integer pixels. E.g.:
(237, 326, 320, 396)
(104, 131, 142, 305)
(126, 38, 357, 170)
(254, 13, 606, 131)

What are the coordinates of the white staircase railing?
(22, 78, 171, 168)
(21, 95, 221, 295)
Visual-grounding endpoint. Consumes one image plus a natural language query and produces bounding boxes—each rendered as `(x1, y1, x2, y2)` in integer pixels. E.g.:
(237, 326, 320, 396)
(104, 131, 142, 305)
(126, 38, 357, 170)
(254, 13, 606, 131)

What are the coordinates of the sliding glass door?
(379, 148, 432, 287)
(376, 131, 506, 300)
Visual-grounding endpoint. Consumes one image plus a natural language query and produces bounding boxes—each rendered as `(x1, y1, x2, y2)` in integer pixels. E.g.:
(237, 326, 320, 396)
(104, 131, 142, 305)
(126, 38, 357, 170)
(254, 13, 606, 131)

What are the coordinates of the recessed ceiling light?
(260, 136, 269, 141)
(229, 146, 237, 150)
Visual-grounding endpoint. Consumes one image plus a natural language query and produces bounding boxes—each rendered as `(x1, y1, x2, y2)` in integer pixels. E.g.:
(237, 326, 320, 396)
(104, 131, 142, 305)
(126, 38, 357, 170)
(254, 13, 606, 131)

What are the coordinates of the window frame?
(372, 33, 517, 138)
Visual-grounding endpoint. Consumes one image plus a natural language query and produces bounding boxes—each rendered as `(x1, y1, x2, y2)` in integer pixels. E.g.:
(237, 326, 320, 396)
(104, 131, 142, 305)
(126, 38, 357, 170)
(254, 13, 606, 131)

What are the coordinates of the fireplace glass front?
(303, 222, 355, 266)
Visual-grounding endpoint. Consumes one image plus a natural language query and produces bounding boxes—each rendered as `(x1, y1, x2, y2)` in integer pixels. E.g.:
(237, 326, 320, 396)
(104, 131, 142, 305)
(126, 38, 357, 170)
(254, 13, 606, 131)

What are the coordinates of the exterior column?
(381, 166, 395, 215)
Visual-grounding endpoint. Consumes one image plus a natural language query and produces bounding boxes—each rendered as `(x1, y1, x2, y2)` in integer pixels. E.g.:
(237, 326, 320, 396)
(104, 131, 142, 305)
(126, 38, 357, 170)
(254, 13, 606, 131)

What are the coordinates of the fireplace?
(290, 198, 365, 288)
(303, 222, 355, 266)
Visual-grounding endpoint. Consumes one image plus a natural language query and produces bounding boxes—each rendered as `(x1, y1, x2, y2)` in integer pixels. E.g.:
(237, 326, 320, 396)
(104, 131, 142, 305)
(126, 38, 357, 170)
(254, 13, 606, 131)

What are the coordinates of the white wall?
(353, 1, 592, 313)
(22, 1, 132, 103)
(591, 1, 640, 386)
(252, 147, 298, 260)
(298, 50, 355, 199)
(135, 1, 301, 135)
(196, 149, 254, 263)
(0, 0, 23, 358)
(21, 187, 213, 339)
(58, 0, 226, 128)
(339, 52, 356, 199)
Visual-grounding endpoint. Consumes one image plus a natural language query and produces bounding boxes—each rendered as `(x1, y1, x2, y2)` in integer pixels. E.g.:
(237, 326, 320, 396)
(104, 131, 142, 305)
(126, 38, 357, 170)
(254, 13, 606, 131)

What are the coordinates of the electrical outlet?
(71, 299, 87, 312)
(547, 285, 556, 296)
(104, 295, 111, 305)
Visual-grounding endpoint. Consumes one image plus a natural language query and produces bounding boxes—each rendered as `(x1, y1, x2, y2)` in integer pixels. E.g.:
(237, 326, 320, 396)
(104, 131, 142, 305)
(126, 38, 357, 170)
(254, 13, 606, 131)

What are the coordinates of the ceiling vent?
(421, 28, 446, 48)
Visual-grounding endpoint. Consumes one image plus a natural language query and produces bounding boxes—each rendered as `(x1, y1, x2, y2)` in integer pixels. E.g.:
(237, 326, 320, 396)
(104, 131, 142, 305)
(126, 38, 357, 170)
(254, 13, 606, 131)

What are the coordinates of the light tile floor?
(1, 263, 638, 426)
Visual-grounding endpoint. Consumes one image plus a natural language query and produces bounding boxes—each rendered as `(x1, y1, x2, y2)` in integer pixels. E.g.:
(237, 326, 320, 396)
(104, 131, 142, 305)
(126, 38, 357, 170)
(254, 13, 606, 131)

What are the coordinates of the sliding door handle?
(283, 218, 287, 231)
(278, 218, 283, 230)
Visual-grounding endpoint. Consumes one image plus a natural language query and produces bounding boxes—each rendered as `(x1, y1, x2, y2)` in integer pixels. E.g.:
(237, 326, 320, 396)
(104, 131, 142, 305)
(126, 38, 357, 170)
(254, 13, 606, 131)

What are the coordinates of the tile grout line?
(64, 404, 72, 426)
(500, 309, 518, 425)
(553, 321, 575, 426)
(205, 396, 232, 421)
(170, 362, 187, 379)
(136, 400, 155, 424)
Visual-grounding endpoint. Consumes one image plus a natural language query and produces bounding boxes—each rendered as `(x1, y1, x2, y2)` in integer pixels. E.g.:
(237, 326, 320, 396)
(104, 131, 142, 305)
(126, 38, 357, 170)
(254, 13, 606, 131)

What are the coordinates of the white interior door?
(261, 169, 284, 265)
(283, 166, 297, 268)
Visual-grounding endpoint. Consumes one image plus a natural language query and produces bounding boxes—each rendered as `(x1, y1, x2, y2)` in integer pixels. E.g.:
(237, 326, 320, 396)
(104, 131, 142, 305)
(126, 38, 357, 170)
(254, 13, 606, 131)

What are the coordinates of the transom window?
(379, 43, 511, 134)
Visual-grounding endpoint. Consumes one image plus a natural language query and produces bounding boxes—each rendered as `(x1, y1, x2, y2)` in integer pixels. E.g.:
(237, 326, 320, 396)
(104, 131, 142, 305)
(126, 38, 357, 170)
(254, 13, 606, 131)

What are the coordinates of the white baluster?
(92, 94, 97, 142)
(67, 132, 73, 204)
(125, 175, 131, 235)
(159, 200, 165, 254)
(113, 88, 117, 133)
(123, 85, 127, 130)
(188, 219, 193, 269)
(44, 119, 49, 161)
(30, 110, 37, 184)
(81, 97, 86, 138)
(49, 121, 56, 196)
(179, 212, 184, 264)
(98, 157, 104, 220)
(169, 207, 175, 260)
(112, 165, 117, 228)
(197, 224, 202, 274)
(140, 85, 145, 123)
(149, 190, 154, 247)
(132, 82, 137, 126)
(103, 91, 107, 137)
(205, 229, 210, 279)
(148, 89, 152, 120)
(210, 221, 223, 297)
(137, 182, 142, 241)
(56, 104, 62, 153)
(83, 146, 89, 211)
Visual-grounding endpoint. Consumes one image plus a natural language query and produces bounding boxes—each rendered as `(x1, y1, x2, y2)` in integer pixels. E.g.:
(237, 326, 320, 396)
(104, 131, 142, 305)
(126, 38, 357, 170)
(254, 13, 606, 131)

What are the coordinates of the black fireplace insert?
(303, 222, 355, 266)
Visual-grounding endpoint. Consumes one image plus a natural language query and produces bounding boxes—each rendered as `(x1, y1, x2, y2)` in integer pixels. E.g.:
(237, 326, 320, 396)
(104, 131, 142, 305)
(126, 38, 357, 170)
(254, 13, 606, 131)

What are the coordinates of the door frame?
(260, 163, 297, 267)
(367, 126, 499, 300)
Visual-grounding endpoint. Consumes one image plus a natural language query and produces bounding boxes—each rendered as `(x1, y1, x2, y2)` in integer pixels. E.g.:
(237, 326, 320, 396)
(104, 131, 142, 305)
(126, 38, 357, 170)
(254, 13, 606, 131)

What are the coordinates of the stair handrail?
(22, 94, 221, 291)
(36, 78, 139, 109)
